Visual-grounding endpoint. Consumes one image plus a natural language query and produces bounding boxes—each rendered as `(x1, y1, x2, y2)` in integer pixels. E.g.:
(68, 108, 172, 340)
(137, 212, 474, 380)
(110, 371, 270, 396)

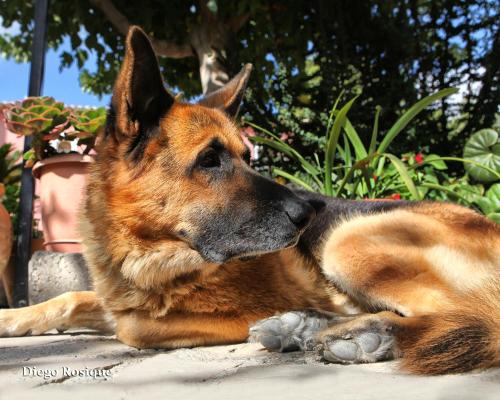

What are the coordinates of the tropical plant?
(247, 89, 500, 221)
(463, 128, 500, 183)
(473, 183, 500, 223)
(3, 97, 106, 166)
(1, 0, 498, 157)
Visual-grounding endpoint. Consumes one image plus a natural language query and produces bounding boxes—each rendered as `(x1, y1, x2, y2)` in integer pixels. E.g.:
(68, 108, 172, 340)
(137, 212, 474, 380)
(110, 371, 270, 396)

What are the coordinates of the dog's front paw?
(0, 308, 33, 337)
(249, 310, 331, 352)
(317, 319, 396, 364)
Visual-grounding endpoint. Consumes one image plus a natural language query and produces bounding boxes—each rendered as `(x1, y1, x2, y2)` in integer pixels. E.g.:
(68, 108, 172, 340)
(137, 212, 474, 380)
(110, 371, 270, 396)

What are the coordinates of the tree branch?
(89, 0, 194, 59)
(227, 12, 250, 33)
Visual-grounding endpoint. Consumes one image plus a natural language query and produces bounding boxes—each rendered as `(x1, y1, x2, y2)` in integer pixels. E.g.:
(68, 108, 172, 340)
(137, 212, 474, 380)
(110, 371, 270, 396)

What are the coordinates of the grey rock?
(29, 251, 91, 304)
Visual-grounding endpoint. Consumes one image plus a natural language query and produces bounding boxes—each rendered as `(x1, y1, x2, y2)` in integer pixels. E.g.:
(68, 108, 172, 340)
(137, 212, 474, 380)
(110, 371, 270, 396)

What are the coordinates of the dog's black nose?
(284, 200, 315, 229)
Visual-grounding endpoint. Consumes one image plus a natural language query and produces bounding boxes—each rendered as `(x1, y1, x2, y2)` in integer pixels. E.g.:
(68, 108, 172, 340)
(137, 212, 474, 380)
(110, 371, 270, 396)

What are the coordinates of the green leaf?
(369, 105, 381, 156)
(486, 183, 500, 210)
(487, 213, 500, 223)
(420, 156, 500, 179)
(272, 168, 314, 192)
(325, 96, 358, 196)
(463, 129, 500, 183)
(425, 154, 447, 170)
(23, 148, 35, 161)
(377, 88, 458, 154)
(384, 153, 420, 200)
(475, 197, 495, 215)
(250, 136, 320, 178)
(326, 89, 345, 133)
(343, 117, 367, 159)
(419, 182, 472, 204)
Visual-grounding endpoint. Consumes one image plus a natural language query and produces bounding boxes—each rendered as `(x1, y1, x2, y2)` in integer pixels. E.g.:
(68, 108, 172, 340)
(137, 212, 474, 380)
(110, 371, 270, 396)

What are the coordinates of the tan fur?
(0, 27, 498, 375)
(320, 202, 500, 373)
(0, 184, 13, 305)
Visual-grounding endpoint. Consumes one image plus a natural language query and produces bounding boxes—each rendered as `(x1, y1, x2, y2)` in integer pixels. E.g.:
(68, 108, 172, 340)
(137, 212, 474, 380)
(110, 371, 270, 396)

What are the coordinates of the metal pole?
(12, 0, 49, 308)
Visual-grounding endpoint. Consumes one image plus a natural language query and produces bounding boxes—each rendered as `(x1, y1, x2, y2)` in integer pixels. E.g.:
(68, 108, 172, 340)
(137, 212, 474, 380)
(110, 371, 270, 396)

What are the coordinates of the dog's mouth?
(190, 228, 303, 265)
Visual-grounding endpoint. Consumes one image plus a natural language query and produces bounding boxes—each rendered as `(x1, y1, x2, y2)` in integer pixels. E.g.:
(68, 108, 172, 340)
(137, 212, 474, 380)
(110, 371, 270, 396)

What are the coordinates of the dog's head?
(97, 27, 315, 264)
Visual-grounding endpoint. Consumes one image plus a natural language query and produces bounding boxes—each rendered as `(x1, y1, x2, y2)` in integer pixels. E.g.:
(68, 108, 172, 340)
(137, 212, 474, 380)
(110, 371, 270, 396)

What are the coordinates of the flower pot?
(32, 154, 94, 253)
(31, 237, 45, 254)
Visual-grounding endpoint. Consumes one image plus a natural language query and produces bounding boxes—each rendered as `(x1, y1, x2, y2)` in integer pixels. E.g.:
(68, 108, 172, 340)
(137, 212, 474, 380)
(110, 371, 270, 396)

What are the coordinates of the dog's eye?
(198, 149, 221, 169)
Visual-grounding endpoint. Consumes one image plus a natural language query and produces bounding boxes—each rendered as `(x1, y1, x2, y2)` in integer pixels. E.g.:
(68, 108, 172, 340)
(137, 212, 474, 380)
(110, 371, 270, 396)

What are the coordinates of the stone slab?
(0, 333, 498, 400)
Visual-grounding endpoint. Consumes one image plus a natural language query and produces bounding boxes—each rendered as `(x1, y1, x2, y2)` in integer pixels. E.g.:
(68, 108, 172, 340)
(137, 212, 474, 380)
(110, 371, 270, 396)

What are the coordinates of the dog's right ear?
(111, 26, 174, 140)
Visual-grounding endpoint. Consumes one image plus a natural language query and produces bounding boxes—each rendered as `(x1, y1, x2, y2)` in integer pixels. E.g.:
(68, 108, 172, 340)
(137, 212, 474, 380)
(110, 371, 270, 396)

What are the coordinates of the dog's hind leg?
(315, 206, 500, 374)
(0, 291, 113, 337)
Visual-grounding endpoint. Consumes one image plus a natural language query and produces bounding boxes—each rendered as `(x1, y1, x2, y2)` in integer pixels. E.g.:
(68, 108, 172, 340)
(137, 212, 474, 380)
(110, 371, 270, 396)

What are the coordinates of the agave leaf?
(272, 168, 315, 192)
(377, 88, 458, 154)
(343, 117, 367, 159)
(369, 105, 382, 156)
(250, 136, 321, 180)
(384, 153, 420, 200)
(325, 96, 358, 196)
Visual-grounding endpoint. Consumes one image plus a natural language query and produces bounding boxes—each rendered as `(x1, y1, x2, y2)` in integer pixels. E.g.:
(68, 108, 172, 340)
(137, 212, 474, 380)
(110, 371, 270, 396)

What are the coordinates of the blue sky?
(0, 41, 111, 107)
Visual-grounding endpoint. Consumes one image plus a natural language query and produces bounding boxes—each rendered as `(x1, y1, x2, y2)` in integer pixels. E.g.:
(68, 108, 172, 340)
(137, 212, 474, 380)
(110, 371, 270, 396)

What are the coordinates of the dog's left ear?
(198, 64, 253, 118)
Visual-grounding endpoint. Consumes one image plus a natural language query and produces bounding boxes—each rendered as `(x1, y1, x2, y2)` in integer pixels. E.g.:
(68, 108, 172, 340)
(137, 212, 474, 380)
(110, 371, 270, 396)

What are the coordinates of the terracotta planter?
(32, 154, 94, 253)
(31, 237, 45, 254)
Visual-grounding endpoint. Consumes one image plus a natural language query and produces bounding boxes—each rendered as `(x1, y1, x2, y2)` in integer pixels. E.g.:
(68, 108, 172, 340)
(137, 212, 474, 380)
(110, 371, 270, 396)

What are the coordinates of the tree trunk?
(189, 6, 231, 94)
(89, 0, 249, 95)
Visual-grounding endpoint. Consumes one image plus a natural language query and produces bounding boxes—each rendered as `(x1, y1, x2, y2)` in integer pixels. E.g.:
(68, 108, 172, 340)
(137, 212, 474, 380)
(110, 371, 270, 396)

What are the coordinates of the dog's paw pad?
(320, 331, 394, 364)
(249, 311, 329, 352)
(325, 340, 358, 361)
(259, 334, 282, 350)
(357, 332, 381, 353)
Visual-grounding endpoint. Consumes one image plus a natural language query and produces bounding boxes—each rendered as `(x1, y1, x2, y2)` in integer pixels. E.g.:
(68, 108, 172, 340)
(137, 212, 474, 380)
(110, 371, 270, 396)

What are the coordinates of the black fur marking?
(126, 124, 161, 162)
(413, 323, 491, 374)
(294, 190, 418, 258)
(105, 103, 116, 138)
(186, 138, 233, 178)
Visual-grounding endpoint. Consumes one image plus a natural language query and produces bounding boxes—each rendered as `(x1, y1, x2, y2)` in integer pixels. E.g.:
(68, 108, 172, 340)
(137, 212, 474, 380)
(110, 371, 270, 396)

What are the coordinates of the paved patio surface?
(0, 331, 498, 400)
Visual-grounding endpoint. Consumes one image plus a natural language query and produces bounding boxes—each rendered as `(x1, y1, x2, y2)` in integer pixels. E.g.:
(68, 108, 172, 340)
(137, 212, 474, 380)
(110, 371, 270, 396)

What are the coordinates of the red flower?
(390, 193, 401, 200)
(415, 153, 424, 164)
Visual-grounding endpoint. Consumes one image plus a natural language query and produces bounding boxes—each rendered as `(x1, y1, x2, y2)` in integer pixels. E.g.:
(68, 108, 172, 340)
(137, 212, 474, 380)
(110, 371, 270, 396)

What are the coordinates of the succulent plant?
(5, 97, 69, 137)
(3, 97, 106, 164)
(67, 107, 107, 154)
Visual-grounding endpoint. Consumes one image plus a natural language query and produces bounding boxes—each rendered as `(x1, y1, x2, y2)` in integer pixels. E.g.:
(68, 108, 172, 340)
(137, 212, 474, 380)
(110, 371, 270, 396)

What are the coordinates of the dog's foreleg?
(114, 310, 252, 349)
(0, 291, 113, 337)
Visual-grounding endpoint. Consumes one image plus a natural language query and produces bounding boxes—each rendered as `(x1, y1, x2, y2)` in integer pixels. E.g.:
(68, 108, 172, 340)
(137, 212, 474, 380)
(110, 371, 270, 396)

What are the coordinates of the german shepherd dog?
(1, 27, 499, 375)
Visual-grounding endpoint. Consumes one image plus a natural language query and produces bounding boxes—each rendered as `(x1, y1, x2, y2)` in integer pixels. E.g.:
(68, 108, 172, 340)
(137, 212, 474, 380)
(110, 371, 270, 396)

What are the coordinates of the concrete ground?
(0, 332, 498, 400)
